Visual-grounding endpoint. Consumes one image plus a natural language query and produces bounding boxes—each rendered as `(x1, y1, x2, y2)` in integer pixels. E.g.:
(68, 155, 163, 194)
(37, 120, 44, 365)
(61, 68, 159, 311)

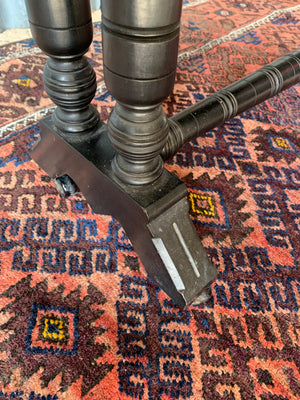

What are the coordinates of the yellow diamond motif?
(17, 77, 31, 87)
(189, 192, 216, 217)
(43, 318, 65, 341)
(274, 137, 289, 149)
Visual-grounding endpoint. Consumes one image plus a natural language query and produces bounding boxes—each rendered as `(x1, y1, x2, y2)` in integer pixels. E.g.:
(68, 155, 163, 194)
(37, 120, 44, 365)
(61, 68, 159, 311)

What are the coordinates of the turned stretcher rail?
(162, 49, 300, 160)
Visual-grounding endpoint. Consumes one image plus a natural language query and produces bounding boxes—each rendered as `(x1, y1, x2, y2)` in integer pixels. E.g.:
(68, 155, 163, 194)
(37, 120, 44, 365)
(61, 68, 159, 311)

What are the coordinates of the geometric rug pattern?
(0, 1, 299, 399)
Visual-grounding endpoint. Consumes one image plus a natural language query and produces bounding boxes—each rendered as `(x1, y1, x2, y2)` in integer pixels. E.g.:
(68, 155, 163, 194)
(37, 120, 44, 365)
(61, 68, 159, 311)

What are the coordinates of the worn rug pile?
(0, 0, 299, 399)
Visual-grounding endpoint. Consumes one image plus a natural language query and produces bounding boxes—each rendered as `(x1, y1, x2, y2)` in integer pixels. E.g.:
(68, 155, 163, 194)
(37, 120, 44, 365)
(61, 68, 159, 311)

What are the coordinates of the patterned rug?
(0, 1, 300, 399)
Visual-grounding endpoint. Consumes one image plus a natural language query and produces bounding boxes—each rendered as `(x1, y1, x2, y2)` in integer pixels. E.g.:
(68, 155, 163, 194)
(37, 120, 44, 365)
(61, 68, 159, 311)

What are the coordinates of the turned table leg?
(25, 0, 101, 143)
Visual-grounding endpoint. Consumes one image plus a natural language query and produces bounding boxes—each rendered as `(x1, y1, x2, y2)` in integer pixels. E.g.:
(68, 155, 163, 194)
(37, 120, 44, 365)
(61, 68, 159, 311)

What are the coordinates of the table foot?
(31, 117, 217, 308)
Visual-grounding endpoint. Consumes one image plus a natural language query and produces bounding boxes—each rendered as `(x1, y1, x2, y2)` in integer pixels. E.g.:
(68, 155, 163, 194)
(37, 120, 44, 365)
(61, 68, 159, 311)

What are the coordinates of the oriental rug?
(0, 1, 299, 399)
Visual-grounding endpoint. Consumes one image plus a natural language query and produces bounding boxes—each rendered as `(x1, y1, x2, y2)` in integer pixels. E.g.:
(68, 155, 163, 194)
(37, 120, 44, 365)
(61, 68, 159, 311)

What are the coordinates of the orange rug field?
(0, 1, 299, 399)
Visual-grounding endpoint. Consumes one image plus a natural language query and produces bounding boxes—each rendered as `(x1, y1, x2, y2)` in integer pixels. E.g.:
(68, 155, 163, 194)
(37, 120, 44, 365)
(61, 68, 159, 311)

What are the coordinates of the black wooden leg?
(25, 0, 218, 308)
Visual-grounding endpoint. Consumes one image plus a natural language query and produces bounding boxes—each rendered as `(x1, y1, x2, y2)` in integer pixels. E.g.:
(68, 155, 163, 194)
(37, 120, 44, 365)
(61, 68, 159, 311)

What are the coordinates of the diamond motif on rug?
(252, 127, 299, 164)
(26, 303, 78, 356)
(184, 172, 253, 244)
(0, 276, 114, 396)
